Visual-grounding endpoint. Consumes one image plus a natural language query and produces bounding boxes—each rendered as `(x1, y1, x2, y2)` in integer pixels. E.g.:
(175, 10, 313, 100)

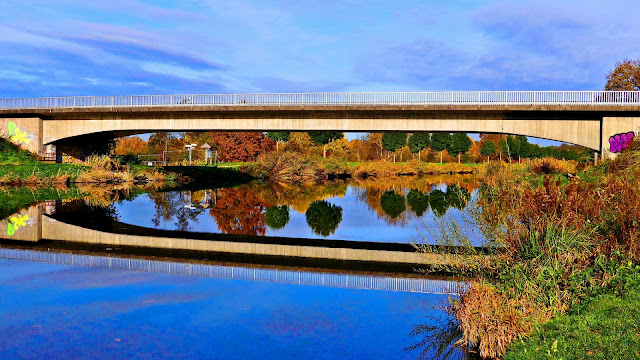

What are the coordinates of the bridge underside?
(2, 106, 640, 158)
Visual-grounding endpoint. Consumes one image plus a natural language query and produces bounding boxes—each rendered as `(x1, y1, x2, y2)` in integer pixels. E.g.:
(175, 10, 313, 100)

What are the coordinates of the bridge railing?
(0, 247, 464, 294)
(1, 91, 639, 109)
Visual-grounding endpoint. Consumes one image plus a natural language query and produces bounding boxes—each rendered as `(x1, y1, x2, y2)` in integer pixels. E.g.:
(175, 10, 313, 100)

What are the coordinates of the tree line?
(115, 130, 592, 164)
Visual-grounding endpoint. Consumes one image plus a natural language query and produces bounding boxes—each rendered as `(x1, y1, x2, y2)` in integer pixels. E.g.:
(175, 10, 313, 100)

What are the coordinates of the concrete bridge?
(1, 91, 640, 159)
(0, 204, 463, 294)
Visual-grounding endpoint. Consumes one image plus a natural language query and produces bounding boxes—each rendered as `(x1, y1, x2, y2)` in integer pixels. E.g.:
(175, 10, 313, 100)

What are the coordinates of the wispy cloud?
(0, 0, 639, 97)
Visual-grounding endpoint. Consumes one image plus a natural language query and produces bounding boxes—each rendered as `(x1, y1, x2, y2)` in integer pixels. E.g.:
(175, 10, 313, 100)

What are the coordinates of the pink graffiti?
(609, 132, 635, 153)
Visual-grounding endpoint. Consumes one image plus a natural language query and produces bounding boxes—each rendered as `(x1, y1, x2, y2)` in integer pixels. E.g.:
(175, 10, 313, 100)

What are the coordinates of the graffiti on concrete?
(4, 121, 35, 147)
(6, 213, 30, 236)
(609, 132, 635, 153)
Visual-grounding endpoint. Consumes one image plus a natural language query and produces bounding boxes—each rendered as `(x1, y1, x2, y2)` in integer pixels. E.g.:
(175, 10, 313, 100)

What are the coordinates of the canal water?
(0, 176, 479, 359)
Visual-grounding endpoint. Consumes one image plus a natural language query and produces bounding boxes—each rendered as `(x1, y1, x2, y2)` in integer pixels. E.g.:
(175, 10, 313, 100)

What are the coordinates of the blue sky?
(1, 0, 638, 145)
(1, 0, 639, 98)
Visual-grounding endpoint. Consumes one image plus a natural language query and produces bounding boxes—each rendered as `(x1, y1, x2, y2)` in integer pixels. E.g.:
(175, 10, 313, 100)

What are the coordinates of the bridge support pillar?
(0, 117, 43, 156)
(601, 117, 640, 159)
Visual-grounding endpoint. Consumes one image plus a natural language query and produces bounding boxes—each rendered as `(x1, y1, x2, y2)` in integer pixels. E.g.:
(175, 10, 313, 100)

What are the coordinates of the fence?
(1, 91, 640, 109)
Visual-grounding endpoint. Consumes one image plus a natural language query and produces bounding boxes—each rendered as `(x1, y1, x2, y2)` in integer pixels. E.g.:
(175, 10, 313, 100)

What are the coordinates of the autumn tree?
(431, 132, 452, 163)
(308, 132, 344, 158)
(381, 132, 407, 162)
(114, 136, 148, 155)
(187, 132, 275, 162)
(605, 59, 640, 91)
(408, 133, 430, 161)
(348, 139, 366, 162)
(148, 132, 183, 154)
(325, 137, 350, 159)
(365, 133, 384, 160)
(266, 132, 290, 151)
(284, 132, 315, 153)
(448, 133, 473, 163)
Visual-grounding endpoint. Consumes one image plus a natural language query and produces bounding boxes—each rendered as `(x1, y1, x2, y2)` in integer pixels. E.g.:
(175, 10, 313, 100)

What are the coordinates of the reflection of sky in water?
(0, 258, 457, 359)
(114, 183, 484, 245)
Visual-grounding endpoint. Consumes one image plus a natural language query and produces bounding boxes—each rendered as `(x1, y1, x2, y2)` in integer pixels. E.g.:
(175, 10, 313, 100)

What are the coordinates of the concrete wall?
(0, 205, 42, 242)
(602, 117, 640, 157)
(0, 117, 43, 154)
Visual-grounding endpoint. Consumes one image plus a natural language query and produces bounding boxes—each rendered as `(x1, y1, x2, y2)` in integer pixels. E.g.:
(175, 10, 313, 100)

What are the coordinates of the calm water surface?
(107, 176, 483, 244)
(0, 176, 477, 359)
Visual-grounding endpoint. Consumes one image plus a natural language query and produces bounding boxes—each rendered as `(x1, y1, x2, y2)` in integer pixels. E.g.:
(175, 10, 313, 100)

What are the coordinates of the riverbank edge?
(431, 153, 640, 359)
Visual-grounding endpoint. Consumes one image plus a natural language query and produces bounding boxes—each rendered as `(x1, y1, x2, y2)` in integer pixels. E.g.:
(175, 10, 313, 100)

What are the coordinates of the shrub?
(527, 157, 577, 174)
(453, 283, 552, 359)
(250, 151, 327, 183)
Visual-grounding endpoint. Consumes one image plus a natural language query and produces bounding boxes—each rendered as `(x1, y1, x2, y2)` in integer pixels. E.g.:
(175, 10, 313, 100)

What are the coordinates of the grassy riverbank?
(0, 138, 182, 185)
(505, 263, 640, 359)
(242, 151, 479, 183)
(425, 149, 640, 358)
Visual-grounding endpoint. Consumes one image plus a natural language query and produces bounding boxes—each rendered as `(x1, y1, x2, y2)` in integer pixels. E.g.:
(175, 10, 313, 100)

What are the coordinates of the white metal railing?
(0, 91, 639, 110)
(0, 247, 464, 294)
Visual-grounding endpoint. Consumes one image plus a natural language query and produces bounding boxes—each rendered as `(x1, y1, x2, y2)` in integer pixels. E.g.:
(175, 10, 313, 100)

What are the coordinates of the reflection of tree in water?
(305, 200, 343, 237)
(446, 184, 471, 210)
(429, 190, 449, 217)
(380, 191, 406, 219)
(406, 189, 430, 216)
(428, 185, 471, 217)
(209, 188, 269, 235)
(228, 181, 348, 215)
(406, 312, 477, 360)
(148, 191, 204, 231)
(357, 187, 410, 226)
(264, 205, 290, 230)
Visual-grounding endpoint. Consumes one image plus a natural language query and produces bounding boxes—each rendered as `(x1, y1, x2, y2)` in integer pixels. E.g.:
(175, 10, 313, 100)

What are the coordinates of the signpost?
(185, 143, 197, 165)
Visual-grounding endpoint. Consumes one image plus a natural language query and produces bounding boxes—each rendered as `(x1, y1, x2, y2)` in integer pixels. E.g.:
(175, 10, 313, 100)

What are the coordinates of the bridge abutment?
(602, 117, 640, 158)
(1, 117, 43, 156)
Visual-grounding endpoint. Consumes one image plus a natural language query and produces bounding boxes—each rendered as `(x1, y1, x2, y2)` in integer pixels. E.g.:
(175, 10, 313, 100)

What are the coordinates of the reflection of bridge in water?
(0, 248, 462, 295)
(1, 203, 455, 266)
(0, 203, 470, 295)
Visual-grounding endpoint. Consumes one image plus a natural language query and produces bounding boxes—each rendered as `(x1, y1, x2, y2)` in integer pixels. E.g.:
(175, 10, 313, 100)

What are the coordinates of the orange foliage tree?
(185, 132, 275, 162)
(605, 59, 640, 91)
(114, 136, 148, 155)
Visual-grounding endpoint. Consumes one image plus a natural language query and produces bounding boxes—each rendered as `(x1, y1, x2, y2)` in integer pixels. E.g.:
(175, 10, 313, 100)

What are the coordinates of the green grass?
(0, 137, 88, 182)
(0, 137, 38, 164)
(216, 161, 252, 169)
(506, 265, 640, 359)
(0, 163, 86, 180)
